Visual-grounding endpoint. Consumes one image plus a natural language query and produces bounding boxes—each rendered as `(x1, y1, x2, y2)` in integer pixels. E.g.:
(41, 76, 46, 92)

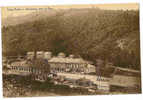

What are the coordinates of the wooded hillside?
(2, 8, 140, 70)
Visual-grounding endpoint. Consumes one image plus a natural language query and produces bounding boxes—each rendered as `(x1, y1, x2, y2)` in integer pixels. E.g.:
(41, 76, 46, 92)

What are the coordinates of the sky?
(1, 3, 139, 19)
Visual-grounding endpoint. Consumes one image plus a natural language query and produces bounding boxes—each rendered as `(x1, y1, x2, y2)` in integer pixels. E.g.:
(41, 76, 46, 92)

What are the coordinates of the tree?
(28, 58, 50, 80)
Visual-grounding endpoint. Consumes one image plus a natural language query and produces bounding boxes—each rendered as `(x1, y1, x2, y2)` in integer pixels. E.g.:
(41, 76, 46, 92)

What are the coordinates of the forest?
(2, 8, 140, 70)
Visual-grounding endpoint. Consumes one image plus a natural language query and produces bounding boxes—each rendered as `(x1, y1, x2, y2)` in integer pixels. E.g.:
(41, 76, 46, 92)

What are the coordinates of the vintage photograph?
(1, 3, 141, 97)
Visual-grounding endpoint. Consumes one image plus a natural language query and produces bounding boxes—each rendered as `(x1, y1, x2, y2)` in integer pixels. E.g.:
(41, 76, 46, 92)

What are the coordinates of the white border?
(0, 0, 143, 100)
(0, 0, 141, 6)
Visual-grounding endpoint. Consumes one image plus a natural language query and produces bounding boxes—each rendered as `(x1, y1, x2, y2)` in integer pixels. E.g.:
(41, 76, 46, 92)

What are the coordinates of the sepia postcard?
(1, 3, 141, 97)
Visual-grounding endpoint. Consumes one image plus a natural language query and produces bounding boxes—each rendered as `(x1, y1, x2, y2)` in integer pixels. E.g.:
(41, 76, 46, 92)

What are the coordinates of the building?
(109, 67, 141, 92)
(7, 51, 141, 93)
(48, 53, 95, 73)
(10, 60, 32, 75)
(44, 51, 52, 60)
(9, 51, 50, 80)
(58, 52, 66, 58)
(36, 51, 44, 59)
(10, 51, 51, 75)
(27, 52, 34, 60)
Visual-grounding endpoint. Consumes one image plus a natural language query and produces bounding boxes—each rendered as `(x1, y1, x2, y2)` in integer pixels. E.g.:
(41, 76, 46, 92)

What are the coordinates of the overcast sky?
(2, 3, 139, 19)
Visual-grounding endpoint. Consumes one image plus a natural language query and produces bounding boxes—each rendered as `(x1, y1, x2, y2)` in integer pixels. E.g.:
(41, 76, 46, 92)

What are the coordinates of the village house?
(109, 67, 141, 93)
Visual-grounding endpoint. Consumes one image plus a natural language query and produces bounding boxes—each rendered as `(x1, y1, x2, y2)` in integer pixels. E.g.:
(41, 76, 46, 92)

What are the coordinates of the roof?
(69, 54, 74, 58)
(11, 59, 50, 68)
(37, 51, 44, 54)
(27, 52, 34, 54)
(114, 67, 141, 77)
(110, 75, 141, 87)
(11, 60, 29, 67)
(87, 64, 95, 68)
(48, 57, 89, 64)
(116, 67, 140, 73)
(58, 52, 65, 55)
(44, 52, 52, 55)
(109, 67, 141, 87)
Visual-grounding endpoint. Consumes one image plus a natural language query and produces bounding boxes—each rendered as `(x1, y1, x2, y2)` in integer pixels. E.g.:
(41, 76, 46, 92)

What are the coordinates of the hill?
(2, 8, 140, 70)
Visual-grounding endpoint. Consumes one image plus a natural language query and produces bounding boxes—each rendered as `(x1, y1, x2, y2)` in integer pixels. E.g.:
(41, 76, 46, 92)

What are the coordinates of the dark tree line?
(2, 8, 140, 70)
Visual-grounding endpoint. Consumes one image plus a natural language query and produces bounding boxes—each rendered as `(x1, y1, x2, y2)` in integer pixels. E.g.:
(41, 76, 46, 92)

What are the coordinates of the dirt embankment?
(3, 74, 94, 97)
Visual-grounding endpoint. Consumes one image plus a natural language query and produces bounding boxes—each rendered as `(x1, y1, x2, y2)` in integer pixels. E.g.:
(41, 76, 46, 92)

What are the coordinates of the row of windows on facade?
(49, 63, 93, 73)
(11, 65, 85, 73)
(50, 67, 85, 73)
(11, 66, 46, 74)
(11, 65, 89, 74)
(49, 63, 87, 68)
